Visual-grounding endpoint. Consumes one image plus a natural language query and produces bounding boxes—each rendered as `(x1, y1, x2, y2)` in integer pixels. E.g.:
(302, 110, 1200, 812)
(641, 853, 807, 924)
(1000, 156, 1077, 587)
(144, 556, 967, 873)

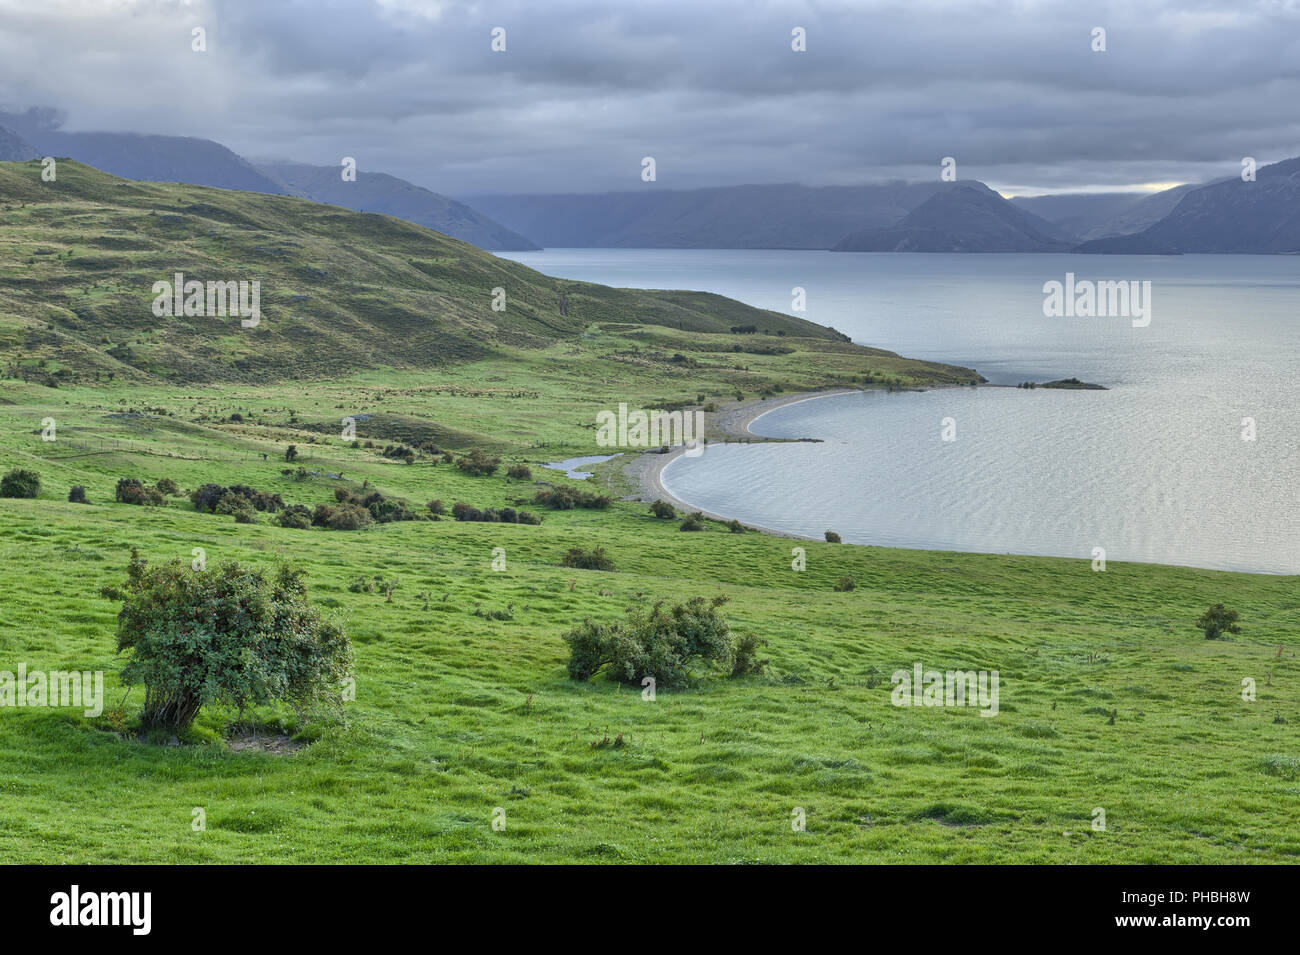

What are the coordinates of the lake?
(499, 249, 1300, 573)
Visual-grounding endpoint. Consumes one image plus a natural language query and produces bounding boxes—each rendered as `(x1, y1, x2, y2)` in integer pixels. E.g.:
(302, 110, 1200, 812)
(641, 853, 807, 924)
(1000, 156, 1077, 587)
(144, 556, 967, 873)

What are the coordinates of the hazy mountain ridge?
(254, 160, 538, 251)
(463, 182, 947, 249)
(832, 182, 1073, 252)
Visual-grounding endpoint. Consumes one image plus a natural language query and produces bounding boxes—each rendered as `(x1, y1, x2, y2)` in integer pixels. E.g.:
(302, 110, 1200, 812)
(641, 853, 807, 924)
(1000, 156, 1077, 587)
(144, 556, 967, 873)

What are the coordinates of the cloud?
(0, 0, 1297, 194)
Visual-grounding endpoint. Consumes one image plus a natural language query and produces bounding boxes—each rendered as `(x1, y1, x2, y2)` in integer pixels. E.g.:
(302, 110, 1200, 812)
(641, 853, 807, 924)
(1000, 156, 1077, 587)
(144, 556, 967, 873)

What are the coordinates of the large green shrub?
(113, 550, 352, 732)
(1, 468, 41, 498)
(564, 595, 763, 687)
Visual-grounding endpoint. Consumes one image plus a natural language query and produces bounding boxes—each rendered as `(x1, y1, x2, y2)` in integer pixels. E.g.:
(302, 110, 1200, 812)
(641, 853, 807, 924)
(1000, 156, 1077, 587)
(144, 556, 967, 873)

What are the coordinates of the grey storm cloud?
(0, 0, 1298, 195)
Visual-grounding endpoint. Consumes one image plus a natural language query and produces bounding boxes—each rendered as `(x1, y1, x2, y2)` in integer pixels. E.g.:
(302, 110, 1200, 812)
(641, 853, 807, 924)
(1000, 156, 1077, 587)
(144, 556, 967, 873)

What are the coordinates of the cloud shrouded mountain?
(0, 125, 38, 161)
(1078, 158, 1300, 253)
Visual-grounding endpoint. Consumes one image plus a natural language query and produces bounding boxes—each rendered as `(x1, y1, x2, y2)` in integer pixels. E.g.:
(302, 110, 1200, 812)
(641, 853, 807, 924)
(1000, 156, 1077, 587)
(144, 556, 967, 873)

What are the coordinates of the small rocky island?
(1016, 377, 1108, 390)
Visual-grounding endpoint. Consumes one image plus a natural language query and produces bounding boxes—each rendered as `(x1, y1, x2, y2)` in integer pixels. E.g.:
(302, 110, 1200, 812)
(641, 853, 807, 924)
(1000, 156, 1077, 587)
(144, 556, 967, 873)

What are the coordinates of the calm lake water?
(499, 249, 1300, 573)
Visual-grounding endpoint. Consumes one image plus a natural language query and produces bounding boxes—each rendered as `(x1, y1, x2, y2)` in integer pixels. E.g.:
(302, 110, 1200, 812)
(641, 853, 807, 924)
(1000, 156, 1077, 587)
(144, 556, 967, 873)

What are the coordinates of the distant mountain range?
(3, 106, 1296, 254)
(462, 182, 947, 249)
(0, 109, 536, 250)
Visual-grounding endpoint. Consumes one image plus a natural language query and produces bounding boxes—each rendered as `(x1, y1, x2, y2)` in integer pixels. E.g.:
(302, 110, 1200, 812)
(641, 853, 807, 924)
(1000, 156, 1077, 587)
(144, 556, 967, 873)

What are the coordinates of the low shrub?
(649, 500, 676, 519)
(1, 468, 41, 498)
(507, 464, 532, 480)
(452, 501, 542, 524)
(68, 485, 88, 504)
(116, 477, 165, 506)
(155, 477, 182, 497)
(564, 594, 763, 687)
(825, 530, 842, 543)
(834, 576, 855, 592)
(534, 486, 612, 510)
(681, 511, 706, 531)
(427, 499, 445, 516)
(457, 448, 501, 476)
(1197, 603, 1241, 640)
(561, 546, 615, 571)
(277, 504, 313, 529)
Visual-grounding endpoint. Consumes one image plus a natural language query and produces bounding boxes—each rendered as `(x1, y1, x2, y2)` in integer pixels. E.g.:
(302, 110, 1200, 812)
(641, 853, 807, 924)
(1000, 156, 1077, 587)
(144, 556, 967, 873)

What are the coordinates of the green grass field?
(1, 364, 1297, 864)
(0, 159, 1295, 864)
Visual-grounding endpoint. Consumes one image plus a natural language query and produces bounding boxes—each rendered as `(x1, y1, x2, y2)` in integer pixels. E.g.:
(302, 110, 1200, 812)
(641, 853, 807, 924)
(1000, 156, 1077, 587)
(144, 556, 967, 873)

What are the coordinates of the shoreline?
(621, 386, 879, 539)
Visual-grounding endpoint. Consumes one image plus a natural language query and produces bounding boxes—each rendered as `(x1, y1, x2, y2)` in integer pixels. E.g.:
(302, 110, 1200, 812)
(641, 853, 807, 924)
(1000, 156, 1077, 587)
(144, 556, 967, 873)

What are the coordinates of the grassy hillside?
(0, 160, 955, 388)
(0, 162, 1294, 864)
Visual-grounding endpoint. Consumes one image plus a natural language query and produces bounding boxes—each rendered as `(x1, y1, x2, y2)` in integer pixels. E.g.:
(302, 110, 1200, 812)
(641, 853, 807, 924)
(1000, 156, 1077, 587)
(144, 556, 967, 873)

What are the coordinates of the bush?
(534, 486, 612, 510)
(232, 507, 258, 524)
(453, 501, 541, 524)
(457, 448, 501, 476)
(561, 546, 615, 571)
(285, 444, 298, 462)
(68, 485, 88, 504)
(327, 504, 373, 530)
(191, 483, 227, 513)
(649, 499, 676, 519)
(681, 511, 706, 531)
(1197, 603, 1241, 640)
(0, 468, 41, 498)
(155, 477, 181, 497)
(507, 464, 532, 480)
(834, 576, 855, 592)
(115, 477, 165, 506)
(113, 549, 352, 732)
(825, 530, 842, 543)
(427, 499, 445, 516)
(564, 595, 761, 687)
(732, 633, 770, 676)
(727, 519, 745, 533)
(278, 504, 313, 529)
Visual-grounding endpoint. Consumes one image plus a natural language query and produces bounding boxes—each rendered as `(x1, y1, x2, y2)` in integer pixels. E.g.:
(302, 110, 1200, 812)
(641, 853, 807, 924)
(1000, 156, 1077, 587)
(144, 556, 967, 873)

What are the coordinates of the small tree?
(68, 485, 88, 504)
(285, 444, 298, 462)
(1196, 604, 1241, 640)
(825, 530, 842, 543)
(113, 549, 351, 732)
(0, 468, 40, 498)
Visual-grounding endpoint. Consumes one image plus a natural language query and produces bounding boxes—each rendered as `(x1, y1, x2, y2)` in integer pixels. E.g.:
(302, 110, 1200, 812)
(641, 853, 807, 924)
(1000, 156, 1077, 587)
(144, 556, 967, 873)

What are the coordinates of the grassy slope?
(0, 159, 972, 387)
(0, 162, 1295, 864)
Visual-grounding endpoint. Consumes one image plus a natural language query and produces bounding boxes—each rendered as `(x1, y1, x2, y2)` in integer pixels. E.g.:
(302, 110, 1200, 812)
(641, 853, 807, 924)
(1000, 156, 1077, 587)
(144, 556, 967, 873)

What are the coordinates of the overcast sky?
(1, 0, 1298, 197)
